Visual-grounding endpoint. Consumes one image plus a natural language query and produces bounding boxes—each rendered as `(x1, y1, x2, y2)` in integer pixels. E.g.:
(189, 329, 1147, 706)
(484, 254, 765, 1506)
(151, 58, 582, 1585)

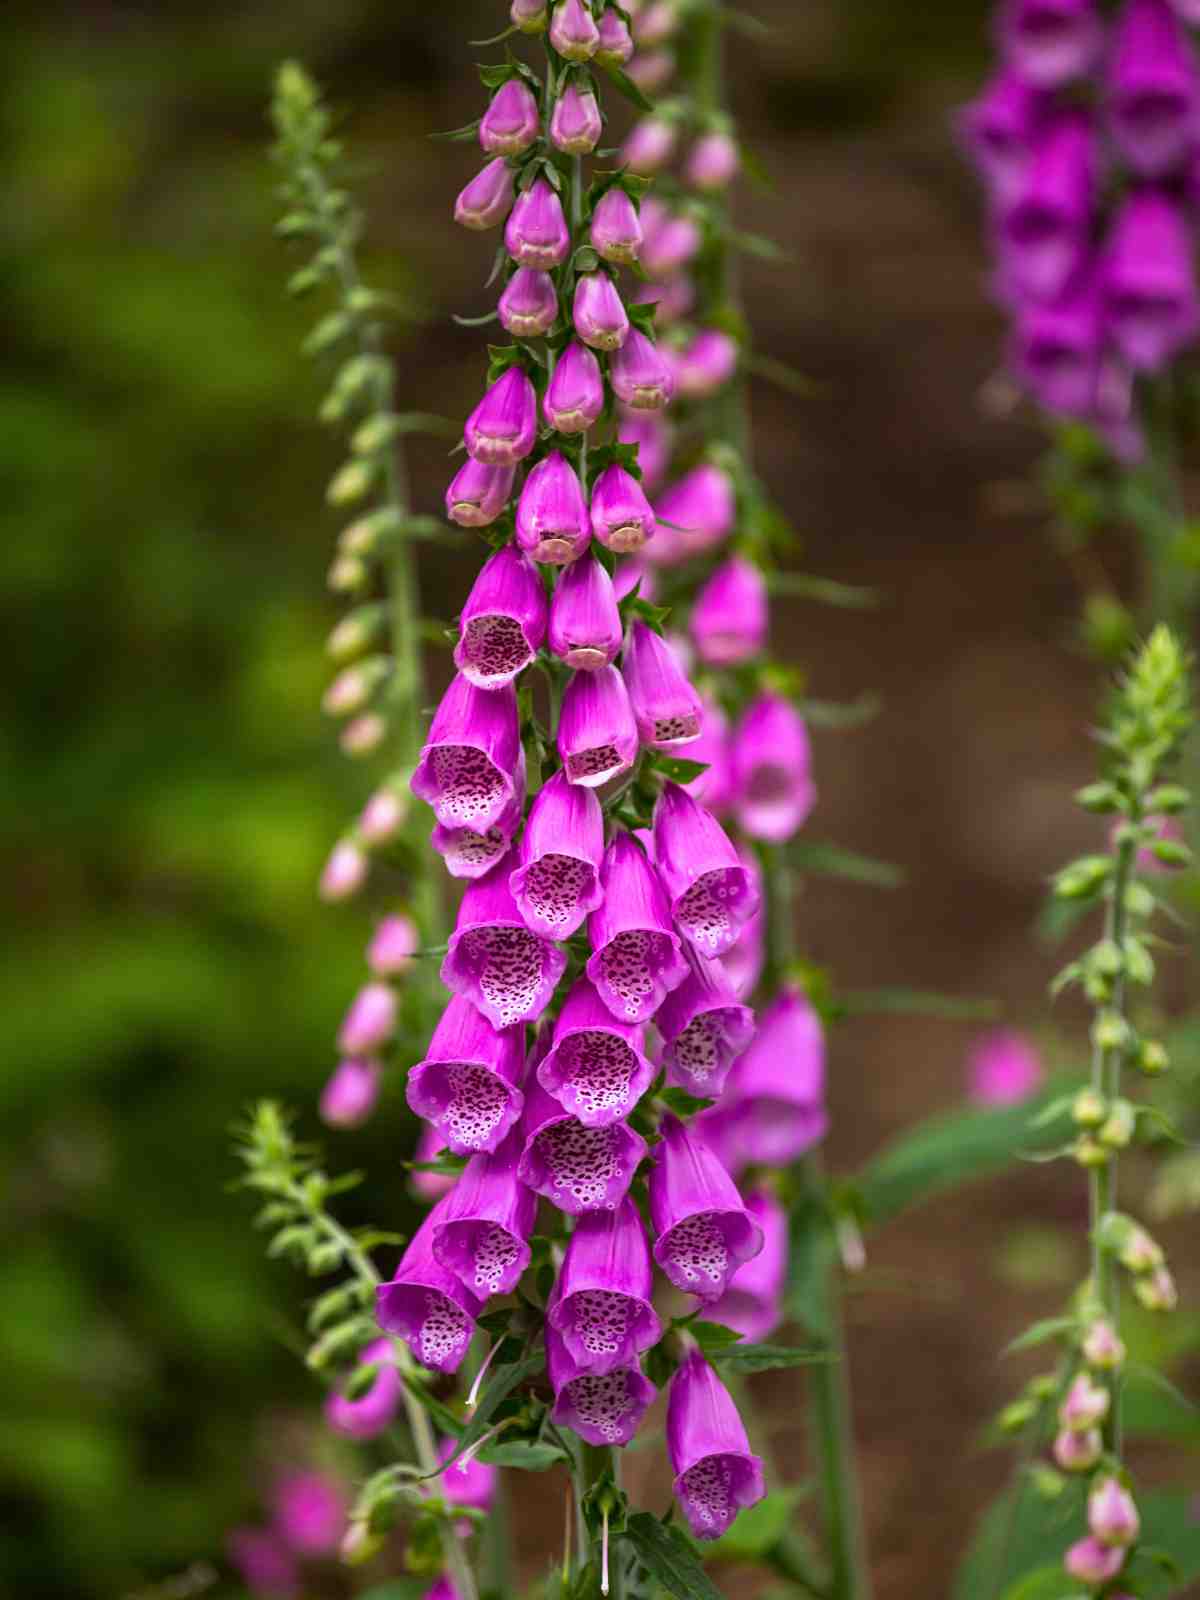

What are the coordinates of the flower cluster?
(961, 0, 1200, 458)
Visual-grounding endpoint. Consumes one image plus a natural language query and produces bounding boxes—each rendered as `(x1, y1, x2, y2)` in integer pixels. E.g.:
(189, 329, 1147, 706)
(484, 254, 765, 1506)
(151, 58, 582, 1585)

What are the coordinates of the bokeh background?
(2, 1, 1196, 1596)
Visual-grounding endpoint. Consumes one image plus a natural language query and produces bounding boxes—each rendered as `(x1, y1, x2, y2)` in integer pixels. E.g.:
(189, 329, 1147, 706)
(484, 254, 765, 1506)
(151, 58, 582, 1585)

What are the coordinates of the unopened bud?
(999, 1399, 1036, 1433)
(511, 0, 548, 32)
(319, 838, 368, 902)
(1072, 1087, 1107, 1127)
(1030, 1464, 1066, 1501)
(1088, 1477, 1139, 1547)
(341, 712, 387, 757)
(1074, 1134, 1110, 1168)
(1132, 1264, 1177, 1312)
(1058, 1373, 1109, 1433)
(1091, 1010, 1131, 1053)
(327, 604, 387, 663)
(323, 657, 389, 718)
(1027, 1374, 1057, 1403)
(1064, 1534, 1127, 1586)
(367, 913, 419, 977)
(320, 1058, 383, 1129)
(1138, 1039, 1169, 1075)
(337, 982, 397, 1055)
(1081, 1319, 1125, 1370)
(1053, 1426, 1102, 1472)
(1118, 1224, 1163, 1273)
(328, 554, 368, 594)
(359, 786, 407, 844)
(327, 459, 374, 506)
(1098, 1098, 1136, 1150)
(340, 1522, 384, 1566)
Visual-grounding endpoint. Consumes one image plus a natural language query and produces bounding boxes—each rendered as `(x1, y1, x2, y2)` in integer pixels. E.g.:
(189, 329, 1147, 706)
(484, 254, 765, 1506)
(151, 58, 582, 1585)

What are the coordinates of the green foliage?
(623, 1513, 725, 1600)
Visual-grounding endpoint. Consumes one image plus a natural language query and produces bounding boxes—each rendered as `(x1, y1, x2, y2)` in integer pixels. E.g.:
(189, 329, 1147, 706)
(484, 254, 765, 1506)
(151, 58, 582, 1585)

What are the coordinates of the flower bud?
(999, 1398, 1037, 1432)
(624, 624, 703, 749)
(1081, 1319, 1124, 1371)
(691, 557, 768, 665)
(1139, 1038, 1169, 1074)
(359, 786, 406, 845)
(506, 176, 571, 269)
(622, 116, 678, 175)
(550, 83, 603, 154)
(1064, 1535, 1126, 1587)
(338, 982, 397, 1055)
(1088, 1477, 1140, 1546)
(1053, 1425, 1102, 1471)
(617, 412, 670, 488)
(1133, 1263, 1177, 1311)
(549, 551, 622, 669)
(1118, 1223, 1164, 1273)
(511, 0, 549, 32)
(516, 451, 593, 564)
(320, 1058, 383, 1128)
(544, 341, 606, 433)
(628, 49, 675, 94)
(341, 712, 386, 756)
(678, 329, 739, 398)
(591, 187, 643, 265)
(445, 457, 515, 528)
(367, 913, 419, 976)
(634, 0, 677, 47)
(1098, 1097, 1136, 1149)
(465, 366, 538, 466)
(573, 271, 630, 351)
(590, 462, 657, 552)
(323, 657, 388, 717)
(685, 129, 740, 191)
(1058, 1373, 1109, 1432)
(320, 838, 368, 902)
(610, 329, 675, 410)
(480, 79, 540, 156)
(455, 157, 516, 230)
(328, 553, 367, 593)
(595, 7, 634, 64)
(550, 0, 600, 60)
(327, 604, 386, 664)
(498, 267, 559, 338)
(632, 272, 695, 326)
(641, 210, 702, 279)
(1072, 1086, 1107, 1126)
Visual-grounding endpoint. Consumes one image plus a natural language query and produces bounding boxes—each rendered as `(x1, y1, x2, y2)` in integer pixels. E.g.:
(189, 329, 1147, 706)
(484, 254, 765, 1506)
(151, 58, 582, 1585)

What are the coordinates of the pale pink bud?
(1064, 1535, 1126, 1586)
(1088, 1478, 1139, 1546)
(359, 787, 406, 845)
(550, 0, 600, 60)
(1059, 1373, 1110, 1432)
(634, 0, 677, 47)
(685, 130, 740, 191)
(511, 0, 549, 31)
(367, 913, 419, 976)
(628, 49, 675, 94)
(622, 117, 678, 175)
(550, 83, 603, 155)
(1053, 1426, 1102, 1472)
(596, 7, 634, 64)
(454, 157, 515, 230)
(340, 712, 386, 756)
(1082, 1319, 1125, 1370)
(320, 1059, 383, 1129)
(338, 982, 397, 1055)
(320, 839, 367, 902)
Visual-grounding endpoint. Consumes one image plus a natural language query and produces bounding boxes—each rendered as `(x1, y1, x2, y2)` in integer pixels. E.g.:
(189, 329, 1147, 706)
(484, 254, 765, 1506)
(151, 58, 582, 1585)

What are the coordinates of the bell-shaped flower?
(510, 769, 605, 937)
(465, 366, 538, 466)
(558, 662, 639, 785)
(436, 1438, 497, 1514)
(622, 116, 678, 175)
(411, 673, 521, 834)
(407, 993, 526, 1155)
(338, 981, 396, 1055)
(549, 550, 622, 669)
(544, 342, 606, 434)
(547, 1325, 656, 1445)
(516, 451, 593, 564)
(320, 1058, 383, 1129)
(999, 0, 1101, 88)
(590, 462, 658, 552)
(678, 328, 739, 399)
(685, 130, 739, 191)
(610, 329, 675, 411)
(518, 1075, 648, 1214)
(455, 157, 515, 230)
(959, 69, 1048, 205)
(430, 1130, 537, 1299)
(376, 1199, 483, 1373)
(550, 82, 603, 153)
(634, 0, 677, 45)
(623, 622, 703, 749)
(667, 1350, 765, 1539)
(548, 1196, 662, 1372)
(1108, 0, 1198, 175)
(506, 176, 571, 268)
(325, 1336, 402, 1439)
(1013, 272, 1101, 416)
(480, 78, 540, 156)
(707, 1187, 788, 1342)
(454, 544, 547, 690)
(617, 412, 671, 490)
(591, 186, 643, 265)
(573, 271, 630, 351)
(442, 852, 568, 1028)
(550, 0, 600, 58)
(271, 1473, 346, 1554)
(649, 1115, 764, 1300)
(586, 831, 688, 1022)
(722, 987, 828, 1164)
(1063, 1536, 1127, 1586)
(499, 267, 559, 339)
(445, 457, 515, 528)
(967, 1028, 1045, 1106)
(432, 791, 525, 881)
(596, 8, 634, 64)
(1102, 187, 1200, 371)
(691, 557, 768, 665)
(641, 211, 702, 280)
(612, 555, 657, 603)
(657, 949, 754, 1097)
(538, 974, 657, 1125)
(683, 696, 735, 815)
(731, 693, 815, 842)
(653, 782, 760, 957)
(649, 463, 736, 565)
(628, 47, 676, 95)
(368, 913, 419, 976)
(1000, 109, 1094, 302)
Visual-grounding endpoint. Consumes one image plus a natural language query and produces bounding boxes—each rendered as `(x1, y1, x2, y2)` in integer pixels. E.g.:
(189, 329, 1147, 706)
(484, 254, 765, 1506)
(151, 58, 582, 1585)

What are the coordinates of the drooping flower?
(649, 1115, 764, 1300)
(721, 987, 828, 1163)
(464, 366, 538, 466)
(548, 549, 623, 669)
(641, 210, 702, 279)
(226, 1528, 299, 1597)
(320, 1058, 383, 1128)
(596, 7, 635, 65)
(337, 981, 397, 1055)
(677, 328, 740, 398)
(590, 461, 658, 553)
(411, 674, 522, 834)
(445, 456, 516, 528)
(628, 48, 677, 94)
(691, 557, 768, 665)
(506, 175, 572, 268)
(1000, 109, 1094, 301)
(548, 1196, 663, 1371)
(358, 781, 407, 844)
(543, 341, 606, 434)
(657, 949, 754, 1097)
(649, 463, 736, 564)
(547, 1325, 657, 1445)
(998, 0, 1101, 88)
(550, 0, 601, 59)
(518, 1076, 649, 1214)
(431, 779, 526, 881)
(685, 129, 740, 191)
(516, 450, 593, 564)
(551, 82, 604, 154)
(622, 622, 703, 749)
(325, 1336, 402, 1438)
(653, 782, 761, 957)
(407, 993, 526, 1154)
(512, 0, 549, 31)
(590, 186, 643, 265)
(967, 1028, 1045, 1105)
(454, 158, 516, 230)
(1063, 1535, 1126, 1586)
(436, 1437, 497, 1513)
(377, 1199, 484, 1373)
(509, 769, 605, 938)
(1088, 1477, 1140, 1546)
(479, 78, 540, 156)
(271, 1472, 347, 1555)
(707, 1187, 788, 1342)
(610, 328, 676, 410)
(612, 554, 658, 603)
(558, 662, 640, 786)
(1013, 272, 1101, 415)
(683, 696, 735, 815)
(632, 272, 695, 326)
(586, 831, 688, 1023)
(959, 68, 1048, 203)
(634, 0, 678, 46)
(617, 411, 671, 489)
(430, 1130, 537, 1298)
(1108, 0, 1198, 176)
(442, 852, 568, 1028)
(1102, 187, 1200, 371)
(538, 974, 657, 1125)
(498, 266, 559, 339)
(368, 912, 419, 976)
(454, 543, 548, 689)
(621, 116, 678, 175)
(320, 838, 367, 902)
(574, 271, 630, 350)
(731, 693, 816, 842)
(666, 1350, 766, 1539)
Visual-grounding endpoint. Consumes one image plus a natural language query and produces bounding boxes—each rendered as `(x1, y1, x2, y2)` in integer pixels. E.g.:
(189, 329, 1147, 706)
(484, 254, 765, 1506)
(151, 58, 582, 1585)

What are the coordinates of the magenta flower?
(1013, 273, 1100, 415)
(512, 0, 549, 30)
(376, 1199, 483, 1373)
(574, 271, 630, 351)
(271, 1472, 346, 1555)
(590, 461, 658, 553)
(407, 993, 526, 1154)
(510, 769, 605, 937)
(634, 0, 677, 45)
(731, 693, 815, 842)
(685, 129, 740, 191)
(707, 1187, 788, 1342)
(358, 786, 405, 845)
(442, 852, 568, 1028)
(667, 1350, 766, 1539)
(550, 82, 603, 154)
(1089, 1477, 1140, 1546)
(657, 950, 754, 1097)
(455, 544, 547, 690)
(538, 974, 656, 1125)
(430, 1130, 537, 1298)
(683, 696, 735, 815)
(516, 450, 593, 564)
(325, 1336, 402, 1439)
(558, 662, 639, 785)
(721, 900, 765, 1000)
(506, 176, 571, 268)
(518, 1075, 649, 1213)
(691, 557, 768, 665)
(959, 69, 1048, 204)
(1000, 110, 1094, 301)
(411, 673, 521, 834)
(436, 1437, 497, 1513)
(547, 1324, 656, 1445)
(368, 912, 419, 976)
(678, 328, 739, 398)
(411, 1122, 456, 1202)
(610, 329, 675, 411)
(548, 550, 622, 669)
(622, 621, 703, 749)
(1109, 0, 1198, 176)
(596, 7, 635, 64)
(548, 1196, 663, 1372)
(320, 1058, 383, 1129)
(445, 457, 515, 529)
(967, 1028, 1044, 1106)
(628, 48, 676, 94)
(465, 366, 538, 467)
(589, 830, 687, 1011)
(544, 341, 606, 434)
(612, 554, 658, 603)
(1102, 187, 1200, 371)
(480, 79, 540, 156)
(617, 411, 671, 489)
(454, 157, 515, 230)
(998, 0, 1101, 88)
(591, 186, 643, 265)
(649, 1115, 764, 1300)
(1064, 1536, 1126, 1586)
(649, 463, 736, 565)
(498, 268, 558, 344)
(226, 1529, 299, 1597)
(319, 837, 366, 902)
(337, 981, 396, 1055)
(722, 987, 828, 1164)
(431, 780, 525, 881)
(632, 273, 695, 326)
(654, 782, 760, 957)
(550, 0, 600, 58)
(622, 116, 678, 174)
(641, 211, 702, 280)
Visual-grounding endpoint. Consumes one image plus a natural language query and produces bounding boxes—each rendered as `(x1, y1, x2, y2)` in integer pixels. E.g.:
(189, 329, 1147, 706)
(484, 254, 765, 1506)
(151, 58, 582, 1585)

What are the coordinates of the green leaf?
(768, 571, 877, 606)
(646, 754, 708, 785)
(797, 693, 883, 730)
(688, 1320, 742, 1357)
(712, 1342, 830, 1375)
(623, 1512, 724, 1600)
(597, 63, 655, 113)
(401, 1372, 464, 1439)
(1002, 1315, 1076, 1355)
(998, 1567, 1076, 1600)
(477, 1440, 567, 1470)
(788, 839, 905, 889)
(839, 987, 999, 1021)
(658, 1086, 715, 1118)
(734, 230, 790, 261)
(434, 1349, 546, 1475)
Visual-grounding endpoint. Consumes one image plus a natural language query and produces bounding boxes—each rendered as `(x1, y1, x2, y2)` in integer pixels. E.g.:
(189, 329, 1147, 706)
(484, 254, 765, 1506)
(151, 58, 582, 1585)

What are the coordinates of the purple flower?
(271, 1472, 346, 1555)
(465, 366, 538, 466)
(320, 1058, 383, 1128)
(731, 694, 815, 842)
(551, 83, 603, 154)
(959, 69, 1049, 204)
(634, 0, 678, 46)
(498, 267, 559, 339)
(436, 1438, 497, 1513)
(632, 273, 695, 326)
(548, 1197, 663, 1371)
(518, 1075, 649, 1213)
(1000, 110, 1094, 301)
(610, 329, 676, 411)
(430, 1130, 537, 1298)
(590, 462, 658, 553)
(445, 457, 515, 529)
(621, 116, 678, 175)
(337, 981, 396, 1055)
(538, 973, 656, 1124)
(721, 905, 765, 1001)
(627, 48, 676, 95)
(516, 450, 593, 564)
(1089, 1477, 1140, 1546)
(573, 271, 630, 351)
(1102, 187, 1200, 370)
(550, 0, 600, 58)
(377, 1199, 484, 1373)
(999, 0, 1101, 88)
(667, 1351, 766, 1539)
(653, 782, 760, 957)
(368, 913, 419, 976)
(431, 781, 525, 881)
(455, 543, 548, 689)
(657, 949, 754, 1096)
(967, 1028, 1044, 1106)
(407, 993, 526, 1154)
(1064, 1536, 1126, 1585)
(685, 130, 740, 191)
(411, 674, 521, 834)
(596, 7, 635, 65)
(649, 1115, 764, 1300)
(558, 662, 639, 785)
(411, 1122, 456, 1202)
(547, 1325, 657, 1444)
(691, 557, 768, 665)
(641, 211, 702, 280)
(586, 831, 688, 1022)
(683, 696, 735, 814)
(442, 852, 568, 1028)
(454, 158, 516, 230)
(544, 342, 606, 434)
(622, 621, 703, 749)
(707, 1187, 788, 1342)
(722, 987, 828, 1164)
(512, 0, 549, 31)
(319, 838, 366, 902)
(325, 1336, 402, 1439)
(678, 329, 739, 398)
(649, 464, 735, 565)
(506, 176, 572, 268)
(612, 554, 658, 603)
(549, 549, 623, 669)
(480, 79, 540, 156)
(226, 1529, 298, 1597)
(617, 412, 671, 489)
(591, 186, 643, 266)
(1013, 273, 1101, 415)
(510, 769, 605, 937)
(1108, 0, 1198, 176)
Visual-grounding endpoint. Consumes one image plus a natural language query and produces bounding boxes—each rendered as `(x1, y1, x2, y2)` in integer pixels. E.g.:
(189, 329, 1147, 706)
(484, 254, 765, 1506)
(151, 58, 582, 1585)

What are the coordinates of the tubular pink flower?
(623, 622, 703, 749)
(1109, 0, 1199, 176)
(547, 1324, 657, 1445)
(591, 186, 643, 265)
(544, 342, 606, 434)
(446, 457, 515, 529)
(510, 769, 605, 937)
(731, 693, 816, 842)
(586, 831, 688, 1022)
(436, 1438, 497, 1512)
(506, 176, 571, 267)
(684, 696, 735, 814)
(641, 212, 702, 279)
(548, 1196, 662, 1372)
(610, 329, 675, 411)
(512, 0, 549, 32)
(498, 267, 559, 339)
(596, 7, 635, 64)
(632, 272, 695, 326)
(325, 1336, 402, 1439)
(320, 838, 367, 901)
(368, 912, 419, 976)
(337, 981, 397, 1055)
(430, 1130, 537, 1299)
(537, 973, 657, 1125)
(649, 1115, 764, 1300)
(648, 463, 735, 565)
(678, 328, 739, 398)
(320, 1058, 383, 1128)
(548, 550, 622, 669)
(431, 780, 525, 881)
(550, 82, 603, 154)
(1102, 188, 1200, 372)
(1064, 1535, 1126, 1586)
(480, 79, 541, 156)
(454, 158, 516, 230)
(271, 1473, 347, 1555)
(518, 1076, 649, 1214)
(657, 948, 754, 1097)
(376, 1198, 484, 1373)
(685, 130, 740, 191)
(454, 544, 548, 689)
(1000, 109, 1094, 302)
(958, 68, 1047, 204)
(617, 412, 671, 489)
(666, 1350, 766, 1539)
(516, 450, 593, 564)
(550, 0, 601, 59)
(573, 271, 630, 351)
(999, 0, 1101, 88)
(1088, 1477, 1140, 1546)
(411, 673, 521, 834)
(721, 987, 828, 1163)
(359, 786, 406, 845)
(967, 1028, 1044, 1105)
(558, 662, 639, 786)
(464, 366, 538, 466)
(691, 557, 767, 664)
(612, 554, 658, 603)
(442, 852, 568, 1028)
(590, 462, 658, 553)
(407, 995, 525, 1155)
(707, 1187, 787, 1342)
(653, 781, 760, 957)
